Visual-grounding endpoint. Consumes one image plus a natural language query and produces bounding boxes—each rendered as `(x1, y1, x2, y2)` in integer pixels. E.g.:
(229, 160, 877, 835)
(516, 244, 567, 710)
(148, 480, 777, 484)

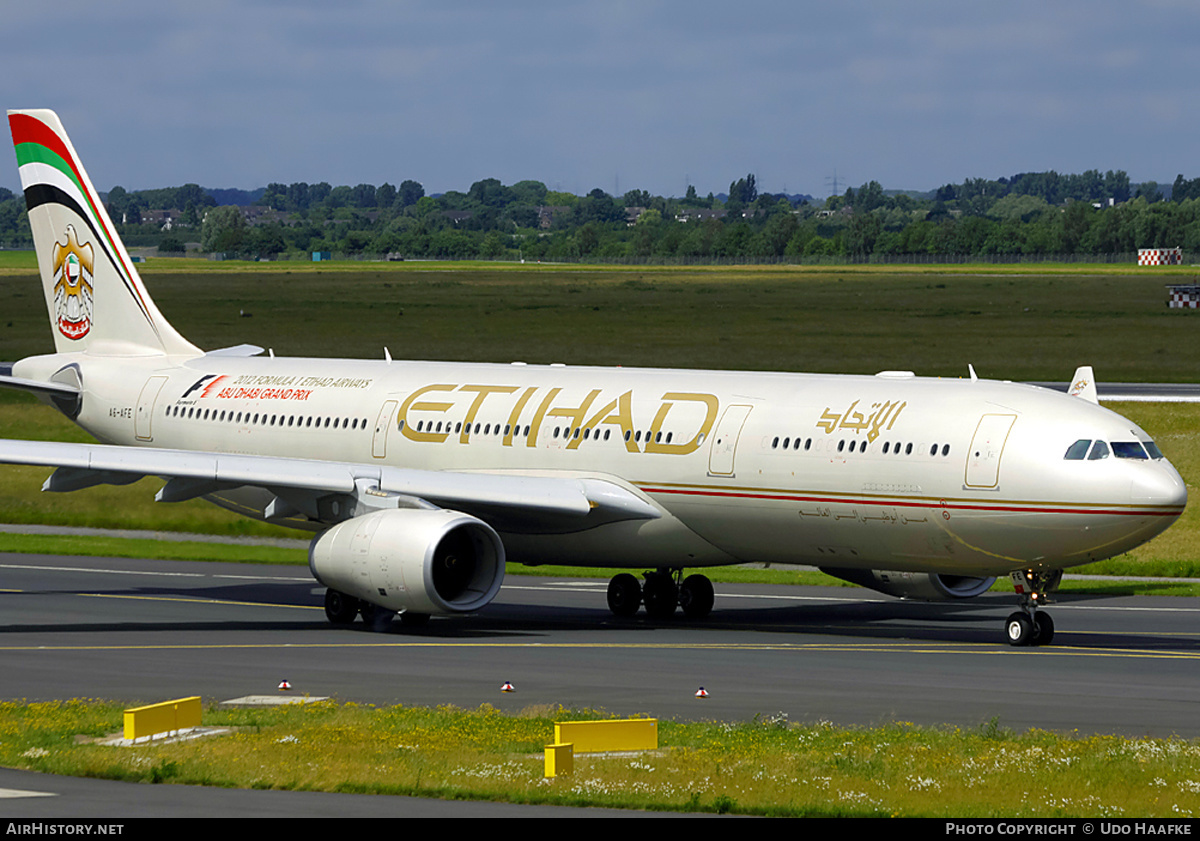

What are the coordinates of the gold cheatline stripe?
(635, 480, 1178, 512)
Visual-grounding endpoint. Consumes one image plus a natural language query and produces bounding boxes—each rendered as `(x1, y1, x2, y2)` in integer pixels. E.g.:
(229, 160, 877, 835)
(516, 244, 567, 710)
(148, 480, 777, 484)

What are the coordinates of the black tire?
(607, 573, 641, 617)
(679, 574, 715, 619)
(324, 589, 360, 624)
(1032, 612, 1055, 646)
(642, 573, 678, 619)
(1005, 612, 1034, 647)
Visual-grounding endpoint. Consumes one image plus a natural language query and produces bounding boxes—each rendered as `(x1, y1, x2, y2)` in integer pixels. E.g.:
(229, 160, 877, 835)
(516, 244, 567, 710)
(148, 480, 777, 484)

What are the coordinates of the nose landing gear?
(1005, 569, 1062, 646)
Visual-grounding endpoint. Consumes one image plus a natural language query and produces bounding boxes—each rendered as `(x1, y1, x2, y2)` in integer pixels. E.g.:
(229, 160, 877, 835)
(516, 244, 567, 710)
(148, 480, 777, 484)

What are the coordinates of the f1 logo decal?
(181, 374, 224, 399)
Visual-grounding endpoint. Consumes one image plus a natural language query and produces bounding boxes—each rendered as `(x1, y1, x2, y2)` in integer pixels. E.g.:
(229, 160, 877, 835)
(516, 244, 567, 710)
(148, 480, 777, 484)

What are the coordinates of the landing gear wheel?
(642, 572, 678, 619)
(1005, 612, 1034, 647)
(324, 589, 360, 625)
(607, 573, 641, 617)
(1007, 569, 1062, 647)
(1032, 612, 1055, 646)
(679, 574, 714, 619)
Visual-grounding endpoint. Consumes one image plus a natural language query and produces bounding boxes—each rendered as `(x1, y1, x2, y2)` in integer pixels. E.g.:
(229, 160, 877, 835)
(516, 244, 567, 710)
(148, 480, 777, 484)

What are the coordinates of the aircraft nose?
(1130, 462, 1188, 513)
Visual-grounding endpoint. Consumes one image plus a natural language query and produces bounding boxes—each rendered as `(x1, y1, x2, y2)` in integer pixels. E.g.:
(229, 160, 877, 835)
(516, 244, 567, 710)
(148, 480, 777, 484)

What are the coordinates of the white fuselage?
(18, 349, 1186, 579)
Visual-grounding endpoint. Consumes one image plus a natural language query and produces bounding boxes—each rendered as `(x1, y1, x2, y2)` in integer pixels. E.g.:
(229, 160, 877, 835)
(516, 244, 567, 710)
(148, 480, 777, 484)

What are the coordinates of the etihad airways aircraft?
(0, 110, 1188, 646)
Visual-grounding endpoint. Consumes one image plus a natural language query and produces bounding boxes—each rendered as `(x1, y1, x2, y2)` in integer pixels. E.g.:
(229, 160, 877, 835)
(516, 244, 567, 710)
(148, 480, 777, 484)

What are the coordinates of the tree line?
(1, 169, 1199, 261)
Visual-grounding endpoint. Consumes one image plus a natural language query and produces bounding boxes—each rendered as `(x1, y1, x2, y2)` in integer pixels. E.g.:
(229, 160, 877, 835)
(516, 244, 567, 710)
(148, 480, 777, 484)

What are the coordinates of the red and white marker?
(501, 681, 515, 693)
(278, 680, 292, 691)
(695, 687, 709, 698)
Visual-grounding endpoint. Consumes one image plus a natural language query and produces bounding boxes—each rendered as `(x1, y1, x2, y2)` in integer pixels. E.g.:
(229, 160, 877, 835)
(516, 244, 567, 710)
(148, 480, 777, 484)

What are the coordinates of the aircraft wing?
(0, 438, 661, 530)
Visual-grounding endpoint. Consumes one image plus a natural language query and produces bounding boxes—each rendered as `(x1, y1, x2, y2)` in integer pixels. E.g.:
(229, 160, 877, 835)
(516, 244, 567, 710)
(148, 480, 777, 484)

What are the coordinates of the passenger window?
(1088, 440, 1110, 460)
(1063, 439, 1091, 460)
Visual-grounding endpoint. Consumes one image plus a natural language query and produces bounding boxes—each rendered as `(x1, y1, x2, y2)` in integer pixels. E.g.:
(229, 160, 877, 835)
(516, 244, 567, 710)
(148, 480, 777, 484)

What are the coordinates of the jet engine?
(820, 567, 996, 601)
(309, 508, 505, 615)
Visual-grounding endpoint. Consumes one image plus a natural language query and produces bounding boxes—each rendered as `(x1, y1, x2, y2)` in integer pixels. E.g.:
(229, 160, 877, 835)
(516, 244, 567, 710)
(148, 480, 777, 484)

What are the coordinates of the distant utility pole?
(826, 169, 846, 198)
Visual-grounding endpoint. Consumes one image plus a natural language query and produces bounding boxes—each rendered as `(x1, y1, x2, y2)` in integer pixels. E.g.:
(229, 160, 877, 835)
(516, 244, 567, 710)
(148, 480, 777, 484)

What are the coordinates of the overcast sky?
(3, 0, 1197, 199)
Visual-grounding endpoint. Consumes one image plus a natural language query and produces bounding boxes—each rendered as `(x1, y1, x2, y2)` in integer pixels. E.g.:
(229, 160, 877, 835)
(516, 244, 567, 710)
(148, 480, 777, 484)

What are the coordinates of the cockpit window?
(1065, 438, 1162, 462)
(1063, 439, 1091, 460)
(1112, 441, 1149, 460)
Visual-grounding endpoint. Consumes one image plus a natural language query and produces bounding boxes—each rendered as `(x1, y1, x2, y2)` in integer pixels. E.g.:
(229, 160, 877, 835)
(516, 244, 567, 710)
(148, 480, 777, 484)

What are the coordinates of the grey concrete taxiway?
(1, 552, 1199, 815)
(2, 553, 1198, 732)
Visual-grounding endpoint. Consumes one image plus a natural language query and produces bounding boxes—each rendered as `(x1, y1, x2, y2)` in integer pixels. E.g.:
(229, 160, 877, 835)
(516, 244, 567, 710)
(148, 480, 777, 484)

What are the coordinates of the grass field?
(1, 259, 1197, 572)
(3, 258, 1199, 381)
(4, 698, 1200, 817)
(0, 260, 1198, 578)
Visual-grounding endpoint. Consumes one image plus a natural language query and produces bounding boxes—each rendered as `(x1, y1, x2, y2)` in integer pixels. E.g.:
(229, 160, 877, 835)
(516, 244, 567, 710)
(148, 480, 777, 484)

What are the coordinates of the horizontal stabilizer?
(205, 344, 265, 357)
(0, 373, 81, 399)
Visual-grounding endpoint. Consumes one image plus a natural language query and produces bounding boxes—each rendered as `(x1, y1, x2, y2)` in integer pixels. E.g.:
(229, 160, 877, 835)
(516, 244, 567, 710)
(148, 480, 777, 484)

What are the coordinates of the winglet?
(1068, 366, 1099, 404)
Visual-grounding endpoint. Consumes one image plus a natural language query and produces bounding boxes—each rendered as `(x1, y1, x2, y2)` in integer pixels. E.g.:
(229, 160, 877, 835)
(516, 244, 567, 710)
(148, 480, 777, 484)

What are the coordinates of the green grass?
(0, 251, 37, 270)
(0, 532, 306, 564)
(3, 261, 1199, 381)
(2, 698, 1198, 816)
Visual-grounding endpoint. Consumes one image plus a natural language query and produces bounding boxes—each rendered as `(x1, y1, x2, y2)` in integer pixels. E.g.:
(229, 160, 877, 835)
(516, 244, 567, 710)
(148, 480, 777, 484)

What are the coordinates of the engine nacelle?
(309, 508, 505, 615)
(820, 567, 996, 601)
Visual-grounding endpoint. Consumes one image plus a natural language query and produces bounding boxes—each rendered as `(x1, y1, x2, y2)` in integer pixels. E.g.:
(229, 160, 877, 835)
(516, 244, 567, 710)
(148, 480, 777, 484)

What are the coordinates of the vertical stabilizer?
(1068, 365, 1099, 404)
(8, 109, 200, 357)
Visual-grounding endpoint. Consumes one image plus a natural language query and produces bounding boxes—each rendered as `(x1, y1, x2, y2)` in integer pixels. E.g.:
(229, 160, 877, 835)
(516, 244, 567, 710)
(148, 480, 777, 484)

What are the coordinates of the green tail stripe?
(13, 142, 83, 194)
(15, 141, 123, 275)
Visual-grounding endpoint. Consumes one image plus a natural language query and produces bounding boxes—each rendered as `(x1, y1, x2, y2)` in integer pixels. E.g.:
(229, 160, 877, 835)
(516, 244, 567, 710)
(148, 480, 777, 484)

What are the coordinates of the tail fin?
(8, 109, 199, 357)
(1068, 365, 1099, 404)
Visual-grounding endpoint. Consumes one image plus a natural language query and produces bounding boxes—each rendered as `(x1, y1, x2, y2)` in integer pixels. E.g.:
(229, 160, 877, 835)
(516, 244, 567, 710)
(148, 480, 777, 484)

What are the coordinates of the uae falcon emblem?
(51, 225, 95, 340)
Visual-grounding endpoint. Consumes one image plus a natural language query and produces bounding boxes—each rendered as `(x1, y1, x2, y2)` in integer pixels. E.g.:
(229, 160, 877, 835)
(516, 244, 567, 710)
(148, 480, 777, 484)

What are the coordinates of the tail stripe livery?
(10, 113, 153, 328)
(7, 110, 198, 357)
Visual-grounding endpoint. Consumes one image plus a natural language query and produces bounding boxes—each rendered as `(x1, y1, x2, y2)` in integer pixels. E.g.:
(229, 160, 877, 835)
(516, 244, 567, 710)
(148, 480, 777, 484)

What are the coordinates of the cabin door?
(135, 376, 168, 441)
(964, 413, 1016, 489)
(373, 400, 398, 459)
(707, 404, 753, 476)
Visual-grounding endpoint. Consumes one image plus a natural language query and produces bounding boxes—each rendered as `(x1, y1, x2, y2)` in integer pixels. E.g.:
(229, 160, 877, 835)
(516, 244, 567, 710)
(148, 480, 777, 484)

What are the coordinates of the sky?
(3, 0, 1198, 200)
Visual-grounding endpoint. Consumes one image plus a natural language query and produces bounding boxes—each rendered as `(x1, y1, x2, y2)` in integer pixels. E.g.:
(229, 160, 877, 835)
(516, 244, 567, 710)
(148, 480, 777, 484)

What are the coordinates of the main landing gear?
(323, 589, 429, 631)
(606, 569, 715, 620)
(1004, 570, 1062, 647)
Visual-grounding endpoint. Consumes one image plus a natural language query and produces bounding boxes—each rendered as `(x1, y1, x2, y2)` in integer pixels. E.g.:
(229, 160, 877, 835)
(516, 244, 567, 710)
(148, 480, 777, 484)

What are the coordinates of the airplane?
(0, 109, 1188, 646)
